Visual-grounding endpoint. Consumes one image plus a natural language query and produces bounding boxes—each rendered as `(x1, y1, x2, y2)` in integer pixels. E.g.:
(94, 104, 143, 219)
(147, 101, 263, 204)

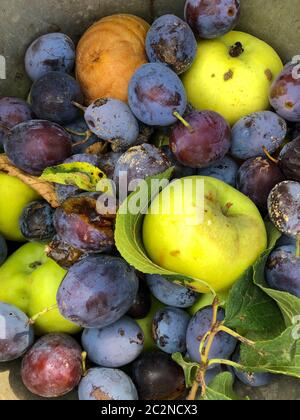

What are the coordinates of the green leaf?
(172, 353, 199, 388)
(240, 326, 300, 378)
(203, 373, 243, 401)
(115, 169, 215, 294)
(40, 162, 108, 192)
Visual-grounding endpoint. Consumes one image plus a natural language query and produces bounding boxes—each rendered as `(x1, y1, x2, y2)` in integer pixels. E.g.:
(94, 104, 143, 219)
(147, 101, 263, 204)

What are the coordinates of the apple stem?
(296, 234, 300, 258)
(173, 112, 194, 134)
(82, 352, 88, 377)
(72, 101, 87, 112)
(263, 146, 279, 164)
(28, 304, 58, 326)
(223, 202, 234, 216)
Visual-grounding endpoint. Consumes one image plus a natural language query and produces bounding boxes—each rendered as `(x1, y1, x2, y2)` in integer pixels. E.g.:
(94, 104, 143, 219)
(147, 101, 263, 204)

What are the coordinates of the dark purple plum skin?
(128, 63, 187, 127)
(0, 302, 34, 362)
(53, 194, 115, 252)
(266, 245, 300, 298)
(170, 110, 231, 168)
(20, 200, 55, 242)
(21, 334, 83, 398)
(279, 137, 300, 182)
(0, 97, 35, 150)
(4, 120, 72, 175)
(146, 14, 197, 74)
(269, 62, 300, 122)
(236, 157, 285, 213)
(25, 33, 75, 81)
(57, 255, 139, 329)
(268, 181, 300, 237)
(185, 0, 241, 39)
(127, 278, 152, 319)
(132, 351, 185, 400)
(31, 72, 83, 125)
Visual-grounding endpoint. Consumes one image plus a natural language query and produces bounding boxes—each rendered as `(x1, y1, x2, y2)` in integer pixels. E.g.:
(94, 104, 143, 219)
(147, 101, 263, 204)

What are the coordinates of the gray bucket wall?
(0, 0, 299, 400)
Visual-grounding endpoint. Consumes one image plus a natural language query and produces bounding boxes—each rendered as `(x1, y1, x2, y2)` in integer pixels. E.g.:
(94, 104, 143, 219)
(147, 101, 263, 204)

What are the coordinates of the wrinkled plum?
(25, 33, 75, 81)
(269, 62, 300, 122)
(0, 97, 34, 150)
(279, 137, 300, 182)
(132, 351, 185, 400)
(46, 236, 84, 269)
(170, 110, 231, 168)
(231, 111, 287, 160)
(185, 0, 241, 39)
(84, 99, 139, 152)
(20, 200, 55, 242)
(236, 157, 285, 212)
(53, 194, 115, 252)
(268, 181, 300, 237)
(0, 302, 34, 362)
(266, 245, 300, 298)
(82, 316, 144, 368)
(78, 368, 138, 401)
(198, 155, 238, 187)
(146, 14, 197, 74)
(31, 72, 83, 124)
(128, 63, 187, 127)
(57, 255, 139, 329)
(152, 307, 190, 354)
(4, 120, 72, 175)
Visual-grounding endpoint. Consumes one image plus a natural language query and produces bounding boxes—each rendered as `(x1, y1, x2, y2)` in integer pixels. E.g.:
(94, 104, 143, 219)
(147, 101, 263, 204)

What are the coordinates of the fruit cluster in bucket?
(0, 0, 300, 401)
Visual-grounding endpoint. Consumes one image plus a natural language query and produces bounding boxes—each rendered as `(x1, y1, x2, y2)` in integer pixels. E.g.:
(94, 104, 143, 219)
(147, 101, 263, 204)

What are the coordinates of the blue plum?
(231, 111, 287, 160)
(152, 307, 190, 354)
(64, 117, 99, 154)
(198, 155, 238, 187)
(161, 146, 196, 179)
(0, 302, 34, 362)
(82, 316, 144, 368)
(232, 350, 272, 387)
(128, 63, 187, 127)
(31, 72, 83, 125)
(113, 144, 171, 195)
(236, 157, 285, 213)
(84, 99, 139, 152)
(25, 33, 75, 81)
(0, 97, 34, 150)
(185, 0, 241, 39)
(57, 255, 139, 329)
(266, 245, 300, 298)
(78, 368, 138, 401)
(4, 120, 72, 175)
(0, 234, 7, 266)
(186, 306, 237, 364)
(146, 14, 197, 74)
(20, 200, 55, 242)
(146, 275, 198, 308)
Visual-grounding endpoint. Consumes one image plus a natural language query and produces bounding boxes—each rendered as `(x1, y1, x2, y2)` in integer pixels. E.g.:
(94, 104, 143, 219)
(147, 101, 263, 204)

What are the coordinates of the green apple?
(0, 242, 81, 335)
(188, 291, 229, 317)
(143, 176, 267, 293)
(0, 173, 40, 241)
(136, 297, 165, 351)
(182, 31, 283, 125)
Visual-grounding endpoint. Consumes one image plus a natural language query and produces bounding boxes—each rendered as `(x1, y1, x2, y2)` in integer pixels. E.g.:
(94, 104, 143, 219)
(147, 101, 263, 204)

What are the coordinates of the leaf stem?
(186, 381, 200, 401)
(208, 358, 247, 372)
(218, 325, 256, 347)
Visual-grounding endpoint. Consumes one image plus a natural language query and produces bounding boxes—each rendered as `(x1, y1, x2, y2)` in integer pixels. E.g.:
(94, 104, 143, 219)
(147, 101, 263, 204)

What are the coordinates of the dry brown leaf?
(0, 154, 59, 208)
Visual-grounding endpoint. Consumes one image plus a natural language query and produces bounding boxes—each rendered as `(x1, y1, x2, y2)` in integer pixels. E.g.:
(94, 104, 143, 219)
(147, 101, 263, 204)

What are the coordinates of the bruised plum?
(46, 236, 84, 269)
(21, 334, 83, 398)
(53, 194, 115, 252)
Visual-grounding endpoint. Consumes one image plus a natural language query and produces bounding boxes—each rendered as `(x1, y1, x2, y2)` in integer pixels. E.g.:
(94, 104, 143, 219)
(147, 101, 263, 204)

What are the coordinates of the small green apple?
(0, 242, 81, 335)
(188, 291, 229, 317)
(136, 297, 165, 351)
(143, 176, 267, 293)
(182, 31, 283, 125)
(0, 173, 40, 241)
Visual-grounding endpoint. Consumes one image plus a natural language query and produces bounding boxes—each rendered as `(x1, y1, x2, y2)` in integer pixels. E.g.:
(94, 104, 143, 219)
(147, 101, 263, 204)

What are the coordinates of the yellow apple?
(143, 176, 267, 293)
(0, 173, 40, 241)
(182, 31, 283, 125)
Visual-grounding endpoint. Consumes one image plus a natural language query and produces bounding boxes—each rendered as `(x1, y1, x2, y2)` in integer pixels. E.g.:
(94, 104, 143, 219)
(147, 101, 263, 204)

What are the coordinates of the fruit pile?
(0, 0, 300, 401)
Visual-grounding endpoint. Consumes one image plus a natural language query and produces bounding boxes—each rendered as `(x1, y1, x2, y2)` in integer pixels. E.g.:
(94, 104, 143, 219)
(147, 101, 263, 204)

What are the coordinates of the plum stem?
(82, 352, 88, 377)
(28, 304, 58, 326)
(263, 146, 279, 164)
(66, 129, 93, 148)
(72, 101, 87, 112)
(173, 112, 194, 133)
(296, 234, 300, 258)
